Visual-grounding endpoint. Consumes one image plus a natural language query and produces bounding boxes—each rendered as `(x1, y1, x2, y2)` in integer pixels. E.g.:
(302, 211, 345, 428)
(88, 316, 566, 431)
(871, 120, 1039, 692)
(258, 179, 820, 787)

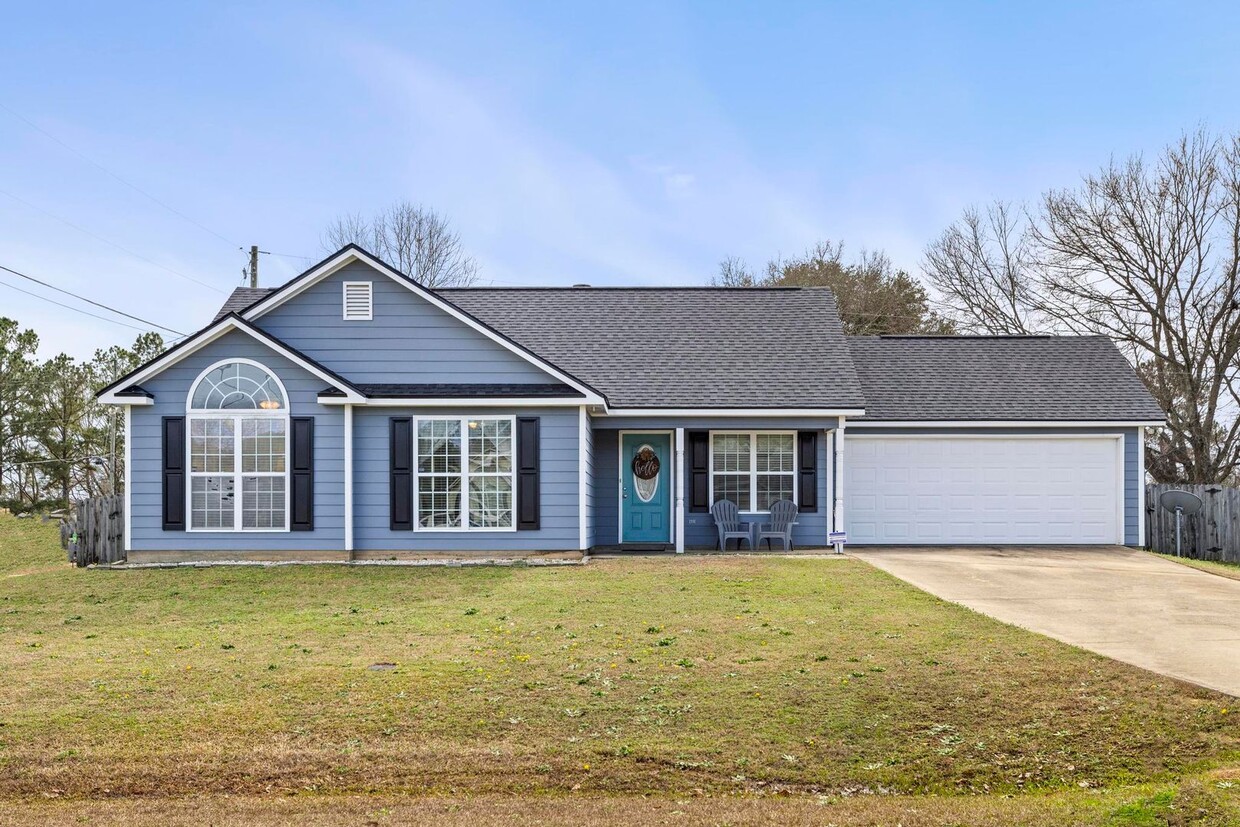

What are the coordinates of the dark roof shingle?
(846, 335, 1164, 422)
(442, 287, 866, 410)
(213, 287, 273, 322)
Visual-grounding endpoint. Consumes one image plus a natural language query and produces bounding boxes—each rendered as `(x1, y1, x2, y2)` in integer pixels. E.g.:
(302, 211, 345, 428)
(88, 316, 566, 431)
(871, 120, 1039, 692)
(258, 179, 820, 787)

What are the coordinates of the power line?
(0, 277, 150, 333)
(0, 188, 227, 294)
(0, 102, 238, 248)
(258, 249, 315, 262)
(7, 455, 108, 468)
(0, 263, 186, 336)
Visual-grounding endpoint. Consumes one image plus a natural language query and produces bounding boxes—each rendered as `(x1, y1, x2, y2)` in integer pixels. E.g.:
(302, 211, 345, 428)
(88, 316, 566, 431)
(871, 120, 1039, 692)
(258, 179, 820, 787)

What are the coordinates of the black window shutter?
(516, 416, 540, 530)
(390, 417, 413, 531)
(688, 431, 710, 512)
(162, 416, 186, 531)
(290, 417, 314, 531)
(797, 431, 818, 512)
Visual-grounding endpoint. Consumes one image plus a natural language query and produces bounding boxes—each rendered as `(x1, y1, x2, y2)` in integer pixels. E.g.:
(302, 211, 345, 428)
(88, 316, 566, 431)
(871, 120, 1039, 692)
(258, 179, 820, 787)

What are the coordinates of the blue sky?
(3, 1, 1239, 358)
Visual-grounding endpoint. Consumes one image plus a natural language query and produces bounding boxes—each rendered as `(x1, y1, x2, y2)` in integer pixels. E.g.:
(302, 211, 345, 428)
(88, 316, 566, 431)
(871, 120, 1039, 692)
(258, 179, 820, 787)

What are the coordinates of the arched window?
(190, 360, 287, 410)
(186, 360, 289, 532)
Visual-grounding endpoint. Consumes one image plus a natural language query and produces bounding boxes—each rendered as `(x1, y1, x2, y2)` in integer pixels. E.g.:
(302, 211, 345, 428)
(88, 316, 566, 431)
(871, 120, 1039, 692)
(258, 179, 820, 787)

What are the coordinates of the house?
(97, 245, 1165, 562)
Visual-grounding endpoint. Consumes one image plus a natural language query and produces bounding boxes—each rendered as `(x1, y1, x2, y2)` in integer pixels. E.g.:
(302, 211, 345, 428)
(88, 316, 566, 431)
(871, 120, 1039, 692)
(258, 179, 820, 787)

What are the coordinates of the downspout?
(833, 417, 846, 553)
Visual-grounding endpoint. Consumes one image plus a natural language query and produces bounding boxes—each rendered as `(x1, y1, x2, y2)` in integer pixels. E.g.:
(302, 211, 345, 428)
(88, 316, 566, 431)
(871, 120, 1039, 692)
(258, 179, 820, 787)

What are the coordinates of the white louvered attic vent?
(342, 281, 373, 321)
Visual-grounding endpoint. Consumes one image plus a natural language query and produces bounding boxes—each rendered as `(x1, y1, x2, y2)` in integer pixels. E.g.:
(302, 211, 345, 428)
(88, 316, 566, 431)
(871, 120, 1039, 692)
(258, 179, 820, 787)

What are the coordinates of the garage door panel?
(845, 436, 1121, 545)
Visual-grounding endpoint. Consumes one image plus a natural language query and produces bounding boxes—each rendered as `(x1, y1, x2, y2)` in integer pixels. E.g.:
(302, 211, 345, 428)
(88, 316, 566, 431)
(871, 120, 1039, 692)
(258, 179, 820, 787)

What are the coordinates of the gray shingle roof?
(846, 335, 1164, 422)
(213, 287, 274, 321)
(210, 284, 1164, 421)
(442, 287, 866, 409)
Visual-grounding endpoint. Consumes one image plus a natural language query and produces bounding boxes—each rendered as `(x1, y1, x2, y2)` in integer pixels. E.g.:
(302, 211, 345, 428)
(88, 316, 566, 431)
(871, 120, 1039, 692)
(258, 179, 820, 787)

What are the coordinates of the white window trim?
(412, 415, 518, 533)
(708, 430, 798, 514)
(342, 281, 373, 321)
(186, 359, 291, 533)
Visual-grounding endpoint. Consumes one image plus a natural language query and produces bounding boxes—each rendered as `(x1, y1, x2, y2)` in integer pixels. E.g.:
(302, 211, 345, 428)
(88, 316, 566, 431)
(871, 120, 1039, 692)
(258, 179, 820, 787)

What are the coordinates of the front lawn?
(1, 514, 1238, 823)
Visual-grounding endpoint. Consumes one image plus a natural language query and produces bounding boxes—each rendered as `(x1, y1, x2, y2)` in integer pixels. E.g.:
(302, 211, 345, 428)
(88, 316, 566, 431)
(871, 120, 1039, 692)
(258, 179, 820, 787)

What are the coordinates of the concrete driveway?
(850, 545, 1240, 697)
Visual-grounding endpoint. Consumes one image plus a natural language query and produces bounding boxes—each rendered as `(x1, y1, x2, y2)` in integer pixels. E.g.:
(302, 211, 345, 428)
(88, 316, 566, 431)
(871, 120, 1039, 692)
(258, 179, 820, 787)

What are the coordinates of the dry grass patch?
(6, 782, 1240, 827)
(0, 514, 1237, 808)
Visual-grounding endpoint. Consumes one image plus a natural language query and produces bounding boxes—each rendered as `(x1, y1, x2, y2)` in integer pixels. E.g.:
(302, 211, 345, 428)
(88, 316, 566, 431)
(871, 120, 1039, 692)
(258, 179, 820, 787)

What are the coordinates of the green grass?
(1166, 555, 1240, 582)
(1, 513, 1238, 823)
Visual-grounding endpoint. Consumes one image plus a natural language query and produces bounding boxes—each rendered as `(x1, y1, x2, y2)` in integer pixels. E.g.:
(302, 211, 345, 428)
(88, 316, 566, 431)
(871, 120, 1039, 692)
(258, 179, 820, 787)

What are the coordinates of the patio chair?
(756, 499, 798, 551)
(710, 499, 753, 551)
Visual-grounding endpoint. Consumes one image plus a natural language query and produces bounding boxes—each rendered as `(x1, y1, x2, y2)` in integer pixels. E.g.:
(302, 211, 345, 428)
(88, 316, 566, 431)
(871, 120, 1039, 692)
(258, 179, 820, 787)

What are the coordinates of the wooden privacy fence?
(1145, 483, 1240, 562)
(61, 495, 125, 566)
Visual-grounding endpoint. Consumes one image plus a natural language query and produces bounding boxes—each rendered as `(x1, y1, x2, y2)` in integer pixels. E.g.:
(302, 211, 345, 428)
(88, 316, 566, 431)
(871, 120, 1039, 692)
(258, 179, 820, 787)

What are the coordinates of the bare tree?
(715, 241, 954, 335)
(322, 201, 479, 287)
(925, 129, 1240, 484)
(923, 202, 1042, 334)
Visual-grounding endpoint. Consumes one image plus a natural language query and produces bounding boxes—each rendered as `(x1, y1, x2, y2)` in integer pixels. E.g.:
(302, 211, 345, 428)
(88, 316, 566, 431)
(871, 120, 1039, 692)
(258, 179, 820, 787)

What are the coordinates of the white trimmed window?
(343, 281, 373, 320)
(710, 432, 796, 513)
(187, 359, 289, 531)
(415, 417, 515, 530)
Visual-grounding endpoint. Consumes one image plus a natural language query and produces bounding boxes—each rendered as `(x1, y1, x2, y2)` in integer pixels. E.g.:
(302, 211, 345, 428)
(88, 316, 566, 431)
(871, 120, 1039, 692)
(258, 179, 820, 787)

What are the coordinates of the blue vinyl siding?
(128, 329, 345, 551)
(846, 426, 1141, 546)
(591, 419, 836, 549)
(352, 406, 581, 552)
(253, 261, 559, 385)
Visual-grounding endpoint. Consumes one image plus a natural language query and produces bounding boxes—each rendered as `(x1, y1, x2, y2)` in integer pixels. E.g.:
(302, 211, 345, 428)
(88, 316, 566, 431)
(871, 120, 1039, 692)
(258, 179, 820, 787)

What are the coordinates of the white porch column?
(123, 405, 132, 553)
(833, 417, 846, 552)
(1137, 425, 1146, 548)
(579, 406, 589, 551)
(344, 403, 354, 554)
(675, 427, 685, 554)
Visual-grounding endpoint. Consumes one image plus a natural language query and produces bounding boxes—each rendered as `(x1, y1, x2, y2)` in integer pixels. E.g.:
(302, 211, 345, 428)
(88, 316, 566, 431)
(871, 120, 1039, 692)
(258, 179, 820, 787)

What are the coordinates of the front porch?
(588, 416, 849, 553)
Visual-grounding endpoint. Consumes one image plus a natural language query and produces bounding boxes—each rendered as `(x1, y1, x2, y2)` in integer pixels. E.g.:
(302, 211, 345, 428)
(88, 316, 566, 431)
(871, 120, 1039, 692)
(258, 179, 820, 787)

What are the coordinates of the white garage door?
(845, 436, 1123, 544)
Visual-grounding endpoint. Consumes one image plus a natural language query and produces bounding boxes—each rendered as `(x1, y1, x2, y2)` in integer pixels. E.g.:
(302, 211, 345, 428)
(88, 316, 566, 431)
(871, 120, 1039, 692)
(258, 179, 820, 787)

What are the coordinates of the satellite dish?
(1158, 489, 1203, 557)
(1159, 489, 1203, 516)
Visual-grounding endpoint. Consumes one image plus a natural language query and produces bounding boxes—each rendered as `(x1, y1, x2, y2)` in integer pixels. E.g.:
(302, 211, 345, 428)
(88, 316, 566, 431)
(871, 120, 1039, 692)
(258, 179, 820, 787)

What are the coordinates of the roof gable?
(237, 246, 605, 403)
(97, 313, 365, 404)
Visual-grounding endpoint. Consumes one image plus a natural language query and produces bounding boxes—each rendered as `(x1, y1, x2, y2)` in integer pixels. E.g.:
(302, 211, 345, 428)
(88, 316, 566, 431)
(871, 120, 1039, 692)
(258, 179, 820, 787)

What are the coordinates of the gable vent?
(342, 281, 373, 321)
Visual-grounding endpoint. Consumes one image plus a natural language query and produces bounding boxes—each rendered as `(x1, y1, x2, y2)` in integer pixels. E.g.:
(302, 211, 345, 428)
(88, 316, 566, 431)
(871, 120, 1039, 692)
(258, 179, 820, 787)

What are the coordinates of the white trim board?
(344, 404, 354, 553)
(601, 408, 864, 418)
(318, 396, 589, 408)
(97, 315, 365, 405)
(850, 420, 1163, 429)
(123, 405, 132, 552)
(578, 406, 589, 551)
(1137, 425, 1147, 547)
(240, 246, 606, 406)
(851, 432, 1126, 440)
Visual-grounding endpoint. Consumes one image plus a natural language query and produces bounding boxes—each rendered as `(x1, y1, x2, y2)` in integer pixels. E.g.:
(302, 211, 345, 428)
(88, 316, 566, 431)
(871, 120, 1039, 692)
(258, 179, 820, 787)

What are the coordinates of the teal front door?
(621, 433, 672, 543)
